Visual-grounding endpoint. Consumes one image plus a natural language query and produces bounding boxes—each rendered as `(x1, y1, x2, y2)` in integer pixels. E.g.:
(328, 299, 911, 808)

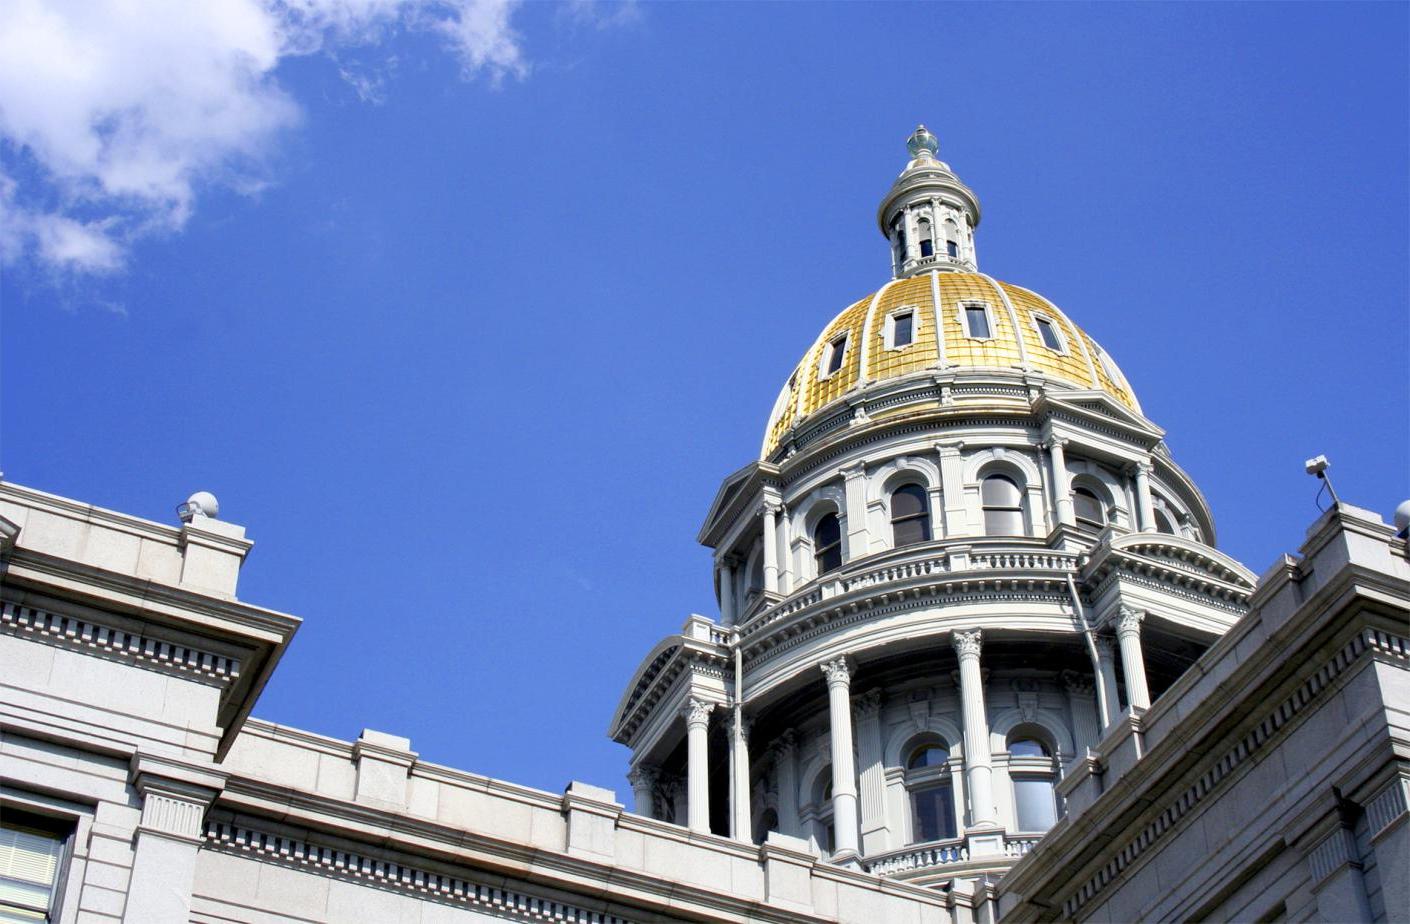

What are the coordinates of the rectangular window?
(825, 335, 848, 375)
(1013, 779, 1057, 832)
(919, 239, 933, 258)
(947, 240, 959, 258)
(1, 814, 67, 922)
(1035, 316, 1063, 351)
(912, 784, 956, 842)
(892, 311, 914, 348)
(964, 305, 991, 339)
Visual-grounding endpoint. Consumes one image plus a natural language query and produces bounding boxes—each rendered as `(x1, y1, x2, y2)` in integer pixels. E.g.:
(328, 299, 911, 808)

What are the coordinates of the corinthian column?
(820, 656, 860, 857)
(683, 698, 714, 832)
(627, 763, 659, 818)
(952, 630, 998, 827)
(1114, 607, 1151, 709)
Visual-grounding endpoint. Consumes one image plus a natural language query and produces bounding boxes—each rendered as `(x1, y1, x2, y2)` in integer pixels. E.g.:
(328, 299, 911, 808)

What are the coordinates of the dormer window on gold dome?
(885, 307, 916, 350)
(1033, 314, 1065, 353)
(962, 302, 994, 340)
(821, 333, 849, 378)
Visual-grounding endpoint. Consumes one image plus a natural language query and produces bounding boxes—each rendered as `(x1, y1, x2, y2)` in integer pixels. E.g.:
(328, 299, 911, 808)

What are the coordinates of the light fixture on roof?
(1303, 455, 1341, 510)
(177, 490, 220, 523)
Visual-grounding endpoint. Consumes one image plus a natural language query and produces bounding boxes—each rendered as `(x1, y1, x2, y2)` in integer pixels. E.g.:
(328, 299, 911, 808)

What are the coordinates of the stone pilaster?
(1131, 461, 1157, 533)
(773, 730, 801, 837)
(853, 689, 891, 854)
(123, 755, 224, 924)
(718, 557, 737, 626)
(1047, 439, 1075, 527)
(1061, 670, 1101, 755)
(937, 441, 969, 536)
(761, 503, 780, 594)
(840, 464, 869, 560)
(627, 763, 658, 818)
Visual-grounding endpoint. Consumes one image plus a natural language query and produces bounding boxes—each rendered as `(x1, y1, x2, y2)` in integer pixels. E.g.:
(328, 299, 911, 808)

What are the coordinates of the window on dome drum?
(981, 474, 1025, 535)
(890, 483, 931, 547)
(963, 304, 992, 339)
(1155, 508, 1179, 535)
(904, 741, 956, 843)
(1009, 738, 1050, 758)
(1013, 779, 1058, 832)
(891, 311, 914, 348)
(1035, 316, 1063, 351)
(1, 811, 69, 923)
(917, 218, 934, 258)
(823, 335, 848, 376)
(1073, 487, 1106, 531)
(947, 239, 959, 258)
(813, 513, 843, 575)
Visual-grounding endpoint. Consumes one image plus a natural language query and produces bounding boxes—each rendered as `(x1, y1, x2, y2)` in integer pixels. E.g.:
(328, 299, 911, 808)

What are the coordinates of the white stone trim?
(204, 821, 632, 924)
(978, 273, 1030, 370)
(857, 280, 897, 383)
(1366, 777, 1410, 839)
(1059, 626, 1410, 918)
(929, 270, 948, 367)
(1, 600, 240, 684)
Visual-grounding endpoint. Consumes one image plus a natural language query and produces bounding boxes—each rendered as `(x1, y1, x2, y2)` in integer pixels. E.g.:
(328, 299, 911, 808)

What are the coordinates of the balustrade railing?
(866, 839, 968, 876)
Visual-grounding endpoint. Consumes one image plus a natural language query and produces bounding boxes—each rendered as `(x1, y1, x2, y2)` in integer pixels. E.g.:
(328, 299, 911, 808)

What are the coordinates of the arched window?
(1153, 503, 1179, 535)
(1073, 487, 1106, 531)
(917, 217, 934, 258)
(1007, 730, 1058, 833)
(903, 739, 956, 843)
(813, 512, 843, 576)
(981, 474, 1026, 535)
(890, 483, 932, 547)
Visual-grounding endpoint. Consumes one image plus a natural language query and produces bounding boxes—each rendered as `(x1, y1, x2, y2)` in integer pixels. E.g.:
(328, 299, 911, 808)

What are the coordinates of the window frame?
(958, 301, 995, 341)
(819, 333, 849, 379)
(889, 482, 932, 547)
(1072, 486, 1107, 531)
(884, 307, 919, 351)
(980, 473, 1027, 536)
(901, 740, 958, 844)
(812, 511, 843, 576)
(1031, 313, 1067, 353)
(0, 801, 78, 924)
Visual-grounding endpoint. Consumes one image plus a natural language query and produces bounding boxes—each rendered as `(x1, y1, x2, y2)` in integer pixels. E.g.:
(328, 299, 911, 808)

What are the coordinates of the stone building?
(1, 128, 1406, 923)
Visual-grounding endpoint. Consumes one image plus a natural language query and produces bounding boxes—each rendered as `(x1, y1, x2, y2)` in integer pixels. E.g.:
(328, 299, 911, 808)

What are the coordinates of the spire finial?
(906, 124, 939, 159)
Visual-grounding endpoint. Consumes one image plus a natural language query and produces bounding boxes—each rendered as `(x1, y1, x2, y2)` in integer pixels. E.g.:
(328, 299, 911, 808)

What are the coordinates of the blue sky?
(2, 1, 1406, 795)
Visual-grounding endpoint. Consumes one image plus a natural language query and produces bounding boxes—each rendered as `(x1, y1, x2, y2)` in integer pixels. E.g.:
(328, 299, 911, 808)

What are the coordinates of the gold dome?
(762, 272, 1139, 457)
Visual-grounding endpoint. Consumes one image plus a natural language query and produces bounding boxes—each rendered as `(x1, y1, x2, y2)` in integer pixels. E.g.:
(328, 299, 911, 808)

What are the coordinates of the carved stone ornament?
(1115, 606, 1145, 637)
(1018, 692, 1039, 723)
(627, 764, 659, 789)
(773, 729, 798, 758)
(820, 656, 853, 687)
(1060, 669, 1094, 695)
(683, 697, 715, 728)
(853, 688, 883, 718)
(951, 629, 983, 659)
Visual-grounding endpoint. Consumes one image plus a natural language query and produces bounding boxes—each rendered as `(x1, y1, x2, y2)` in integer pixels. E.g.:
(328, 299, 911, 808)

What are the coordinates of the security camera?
(1304, 455, 1330, 477)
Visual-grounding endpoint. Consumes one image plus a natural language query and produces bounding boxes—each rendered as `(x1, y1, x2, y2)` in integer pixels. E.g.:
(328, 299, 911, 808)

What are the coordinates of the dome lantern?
(878, 124, 982, 279)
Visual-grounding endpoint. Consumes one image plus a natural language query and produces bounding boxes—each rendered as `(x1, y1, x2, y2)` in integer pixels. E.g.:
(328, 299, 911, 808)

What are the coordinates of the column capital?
(952, 628, 983, 660)
(1060, 669, 1094, 695)
(1114, 606, 1145, 638)
(772, 728, 797, 758)
(839, 462, 867, 481)
(626, 763, 659, 788)
(934, 439, 965, 455)
(820, 655, 855, 688)
(853, 688, 884, 719)
(683, 697, 716, 729)
(759, 501, 782, 519)
(1127, 459, 1154, 477)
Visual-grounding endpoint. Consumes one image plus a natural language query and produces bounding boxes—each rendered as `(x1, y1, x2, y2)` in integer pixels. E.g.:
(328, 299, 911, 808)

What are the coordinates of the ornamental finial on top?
(906, 124, 939, 159)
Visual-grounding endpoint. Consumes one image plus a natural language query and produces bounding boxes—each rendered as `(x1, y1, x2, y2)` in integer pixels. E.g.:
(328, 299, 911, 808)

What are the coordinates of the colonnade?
(715, 447, 1169, 625)
(640, 612, 1155, 847)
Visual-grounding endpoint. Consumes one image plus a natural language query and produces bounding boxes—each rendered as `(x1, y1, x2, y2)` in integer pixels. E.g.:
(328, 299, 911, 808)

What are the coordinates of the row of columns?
(1043, 438, 1159, 534)
(719, 447, 1165, 621)
(647, 612, 1154, 844)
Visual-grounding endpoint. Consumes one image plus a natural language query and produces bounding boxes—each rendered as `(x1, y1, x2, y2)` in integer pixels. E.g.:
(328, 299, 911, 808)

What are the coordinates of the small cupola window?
(917, 218, 934, 258)
(946, 239, 959, 258)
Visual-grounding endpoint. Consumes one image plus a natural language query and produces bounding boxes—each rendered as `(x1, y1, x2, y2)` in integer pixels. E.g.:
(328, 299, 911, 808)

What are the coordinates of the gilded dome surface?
(762, 272, 1139, 457)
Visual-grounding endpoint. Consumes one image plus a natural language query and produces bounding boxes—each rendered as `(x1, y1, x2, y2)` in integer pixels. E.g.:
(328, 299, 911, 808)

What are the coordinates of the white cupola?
(877, 125, 982, 278)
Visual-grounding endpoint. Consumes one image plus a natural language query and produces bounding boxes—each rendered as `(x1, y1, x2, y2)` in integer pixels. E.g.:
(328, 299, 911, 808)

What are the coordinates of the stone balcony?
(866, 832, 1044, 879)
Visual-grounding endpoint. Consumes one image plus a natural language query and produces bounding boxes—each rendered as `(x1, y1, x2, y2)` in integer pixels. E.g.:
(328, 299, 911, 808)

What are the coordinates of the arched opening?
(903, 738, 956, 843)
(813, 512, 843, 576)
(1006, 727, 1058, 833)
(981, 474, 1026, 536)
(917, 217, 934, 258)
(890, 483, 932, 547)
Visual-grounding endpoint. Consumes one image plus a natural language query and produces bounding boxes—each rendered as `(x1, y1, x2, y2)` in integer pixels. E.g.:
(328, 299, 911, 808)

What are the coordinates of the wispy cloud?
(0, 0, 528, 276)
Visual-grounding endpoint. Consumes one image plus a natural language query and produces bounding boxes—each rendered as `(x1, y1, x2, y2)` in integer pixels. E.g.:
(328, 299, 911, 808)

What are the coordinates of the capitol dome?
(763, 272, 1139, 457)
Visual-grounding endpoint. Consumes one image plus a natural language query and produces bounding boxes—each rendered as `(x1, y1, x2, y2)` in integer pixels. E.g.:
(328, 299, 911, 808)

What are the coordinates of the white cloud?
(0, 0, 526, 275)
